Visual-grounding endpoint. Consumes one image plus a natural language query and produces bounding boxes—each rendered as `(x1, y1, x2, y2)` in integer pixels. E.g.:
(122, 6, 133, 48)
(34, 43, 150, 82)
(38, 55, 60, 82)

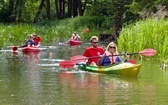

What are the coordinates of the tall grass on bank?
(118, 18, 168, 61)
(0, 16, 110, 48)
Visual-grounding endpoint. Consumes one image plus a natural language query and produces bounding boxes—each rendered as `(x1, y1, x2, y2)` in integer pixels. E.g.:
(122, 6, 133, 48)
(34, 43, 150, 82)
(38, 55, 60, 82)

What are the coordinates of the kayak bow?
(68, 40, 81, 46)
(22, 46, 40, 53)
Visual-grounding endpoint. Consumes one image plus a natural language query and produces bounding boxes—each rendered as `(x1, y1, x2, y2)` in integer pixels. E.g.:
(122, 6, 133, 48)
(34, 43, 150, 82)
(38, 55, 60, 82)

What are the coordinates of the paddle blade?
(127, 59, 136, 64)
(35, 36, 41, 44)
(12, 46, 18, 52)
(59, 42, 68, 46)
(139, 48, 157, 56)
(83, 28, 89, 33)
(70, 55, 88, 62)
(59, 61, 76, 68)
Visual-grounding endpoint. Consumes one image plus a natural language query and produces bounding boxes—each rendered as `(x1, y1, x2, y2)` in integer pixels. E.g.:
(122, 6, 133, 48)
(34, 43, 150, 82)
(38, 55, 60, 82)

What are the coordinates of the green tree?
(0, 0, 88, 23)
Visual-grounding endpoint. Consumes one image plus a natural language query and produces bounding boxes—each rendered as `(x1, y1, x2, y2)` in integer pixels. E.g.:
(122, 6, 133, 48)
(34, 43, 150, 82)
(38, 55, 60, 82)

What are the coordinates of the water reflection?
(1, 44, 168, 104)
(58, 71, 140, 104)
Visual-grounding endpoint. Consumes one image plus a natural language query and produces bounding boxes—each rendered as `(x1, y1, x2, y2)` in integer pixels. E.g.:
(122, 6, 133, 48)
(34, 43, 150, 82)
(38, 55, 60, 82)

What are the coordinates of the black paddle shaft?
(87, 52, 139, 59)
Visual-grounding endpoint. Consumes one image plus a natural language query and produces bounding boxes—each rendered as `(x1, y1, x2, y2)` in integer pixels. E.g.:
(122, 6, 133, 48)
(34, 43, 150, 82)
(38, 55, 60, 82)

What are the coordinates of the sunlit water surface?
(0, 43, 168, 105)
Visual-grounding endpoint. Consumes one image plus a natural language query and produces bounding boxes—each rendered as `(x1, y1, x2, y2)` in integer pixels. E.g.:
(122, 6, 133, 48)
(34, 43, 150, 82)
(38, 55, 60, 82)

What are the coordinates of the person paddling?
(83, 36, 104, 66)
(32, 33, 41, 47)
(21, 34, 36, 47)
(98, 42, 129, 66)
(70, 31, 81, 41)
(12, 33, 41, 52)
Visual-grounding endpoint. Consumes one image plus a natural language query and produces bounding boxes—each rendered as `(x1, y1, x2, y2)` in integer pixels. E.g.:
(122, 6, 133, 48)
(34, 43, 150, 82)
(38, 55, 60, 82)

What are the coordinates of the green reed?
(2, 17, 167, 62)
(0, 16, 106, 48)
(118, 18, 168, 61)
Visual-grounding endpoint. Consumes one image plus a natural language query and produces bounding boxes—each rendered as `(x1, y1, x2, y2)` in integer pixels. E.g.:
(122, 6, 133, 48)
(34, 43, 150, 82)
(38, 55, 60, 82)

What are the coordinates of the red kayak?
(22, 46, 40, 53)
(68, 40, 81, 46)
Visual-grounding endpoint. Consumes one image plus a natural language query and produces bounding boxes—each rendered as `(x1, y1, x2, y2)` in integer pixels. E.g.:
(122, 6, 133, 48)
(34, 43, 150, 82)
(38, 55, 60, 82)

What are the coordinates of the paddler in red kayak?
(32, 33, 41, 47)
(70, 31, 81, 41)
(21, 33, 41, 47)
(83, 36, 104, 66)
(12, 33, 41, 52)
(21, 34, 36, 47)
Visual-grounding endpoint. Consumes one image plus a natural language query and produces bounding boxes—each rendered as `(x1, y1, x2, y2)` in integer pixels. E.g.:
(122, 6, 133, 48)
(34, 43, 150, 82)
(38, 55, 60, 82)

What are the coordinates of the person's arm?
(24, 40, 30, 46)
(115, 55, 129, 63)
(77, 34, 81, 40)
(115, 56, 122, 63)
(32, 40, 37, 46)
(82, 49, 89, 65)
(20, 39, 30, 47)
(83, 49, 88, 57)
(69, 34, 74, 41)
(97, 55, 105, 66)
(124, 53, 129, 62)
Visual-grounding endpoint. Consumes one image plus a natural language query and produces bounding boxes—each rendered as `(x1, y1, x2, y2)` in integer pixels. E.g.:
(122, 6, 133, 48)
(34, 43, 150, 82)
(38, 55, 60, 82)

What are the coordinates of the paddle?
(59, 60, 76, 68)
(12, 46, 18, 52)
(58, 42, 68, 46)
(12, 36, 41, 52)
(83, 28, 89, 33)
(127, 59, 136, 64)
(34, 36, 41, 44)
(59, 48, 156, 68)
(70, 48, 156, 62)
(59, 59, 137, 69)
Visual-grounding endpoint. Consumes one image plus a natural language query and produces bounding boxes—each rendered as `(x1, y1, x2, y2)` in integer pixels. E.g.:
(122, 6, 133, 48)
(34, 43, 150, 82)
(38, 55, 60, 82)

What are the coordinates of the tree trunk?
(82, 0, 88, 15)
(62, 0, 65, 18)
(114, 2, 124, 42)
(57, 0, 65, 19)
(17, 0, 24, 23)
(15, 0, 19, 22)
(33, 0, 45, 23)
(73, 0, 77, 17)
(55, 0, 60, 19)
(46, 0, 51, 20)
(114, 11, 123, 39)
(68, 0, 72, 17)
(9, 0, 15, 22)
(59, 0, 62, 18)
(77, 0, 83, 16)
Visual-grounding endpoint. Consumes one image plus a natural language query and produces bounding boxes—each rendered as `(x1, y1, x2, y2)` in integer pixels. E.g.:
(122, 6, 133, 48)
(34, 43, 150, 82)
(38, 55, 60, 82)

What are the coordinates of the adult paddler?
(83, 36, 104, 66)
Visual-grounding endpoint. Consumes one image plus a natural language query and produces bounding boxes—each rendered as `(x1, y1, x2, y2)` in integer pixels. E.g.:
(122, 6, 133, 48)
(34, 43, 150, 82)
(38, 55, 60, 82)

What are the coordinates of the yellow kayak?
(78, 62, 142, 77)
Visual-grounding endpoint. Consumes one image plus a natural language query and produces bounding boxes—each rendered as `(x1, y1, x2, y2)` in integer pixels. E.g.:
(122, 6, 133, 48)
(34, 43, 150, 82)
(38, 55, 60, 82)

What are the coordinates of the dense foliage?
(0, 0, 167, 40)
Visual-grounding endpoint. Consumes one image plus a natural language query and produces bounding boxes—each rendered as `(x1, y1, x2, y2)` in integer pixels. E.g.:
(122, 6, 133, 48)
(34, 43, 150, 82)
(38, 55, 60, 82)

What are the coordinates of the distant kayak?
(68, 40, 81, 46)
(22, 46, 40, 53)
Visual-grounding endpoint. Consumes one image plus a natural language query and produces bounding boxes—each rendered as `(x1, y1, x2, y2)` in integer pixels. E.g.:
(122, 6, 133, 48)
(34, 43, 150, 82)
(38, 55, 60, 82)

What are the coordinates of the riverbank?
(0, 18, 168, 61)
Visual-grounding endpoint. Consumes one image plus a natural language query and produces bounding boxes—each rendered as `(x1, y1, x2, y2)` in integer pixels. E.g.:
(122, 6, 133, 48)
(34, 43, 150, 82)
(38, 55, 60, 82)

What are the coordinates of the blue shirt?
(98, 53, 122, 66)
(26, 39, 36, 46)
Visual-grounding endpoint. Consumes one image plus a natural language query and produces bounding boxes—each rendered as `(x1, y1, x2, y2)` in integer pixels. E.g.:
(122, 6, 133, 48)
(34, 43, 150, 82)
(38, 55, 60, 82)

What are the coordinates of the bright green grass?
(118, 18, 168, 61)
(0, 17, 108, 48)
(1, 18, 168, 62)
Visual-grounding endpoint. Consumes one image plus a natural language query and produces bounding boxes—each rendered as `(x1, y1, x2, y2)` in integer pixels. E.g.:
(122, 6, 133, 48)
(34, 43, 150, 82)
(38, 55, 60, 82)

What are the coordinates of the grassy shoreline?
(118, 18, 168, 61)
(1, 18, 168, 61)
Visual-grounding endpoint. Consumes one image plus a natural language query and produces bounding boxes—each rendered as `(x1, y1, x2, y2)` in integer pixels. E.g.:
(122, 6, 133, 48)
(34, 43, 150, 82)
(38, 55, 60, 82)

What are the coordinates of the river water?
(0, 43, 168, 105)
